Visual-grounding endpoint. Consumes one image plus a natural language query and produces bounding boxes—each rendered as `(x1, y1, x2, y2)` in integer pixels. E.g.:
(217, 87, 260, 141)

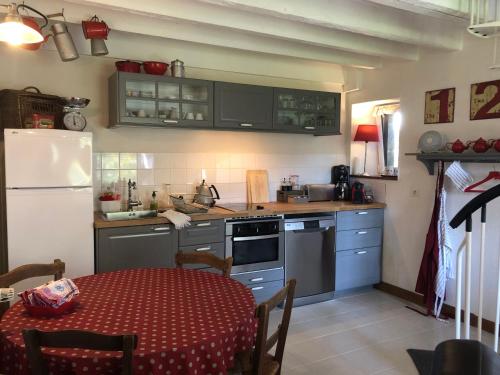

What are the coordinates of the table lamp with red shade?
(353, 124, 380, 176)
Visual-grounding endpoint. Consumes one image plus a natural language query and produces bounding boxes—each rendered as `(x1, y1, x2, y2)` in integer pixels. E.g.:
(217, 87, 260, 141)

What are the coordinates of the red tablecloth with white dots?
(0, 268, 257, 375)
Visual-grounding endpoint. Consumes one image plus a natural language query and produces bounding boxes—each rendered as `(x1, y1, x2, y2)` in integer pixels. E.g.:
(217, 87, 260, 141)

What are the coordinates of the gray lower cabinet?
(177, 219, 226, 272)
(232, 268, 284, 303)
(95, 224, 177, 273)
(335, 209, 384, 291)
(214, 82, 273, 130)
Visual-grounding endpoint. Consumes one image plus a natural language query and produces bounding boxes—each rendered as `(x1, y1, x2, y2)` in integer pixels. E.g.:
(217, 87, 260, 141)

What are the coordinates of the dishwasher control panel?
(285, 220, 320, 231)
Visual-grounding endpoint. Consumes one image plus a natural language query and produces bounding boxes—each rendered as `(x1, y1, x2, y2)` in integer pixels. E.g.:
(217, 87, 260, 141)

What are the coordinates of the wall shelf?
(405, 152, 500, 175)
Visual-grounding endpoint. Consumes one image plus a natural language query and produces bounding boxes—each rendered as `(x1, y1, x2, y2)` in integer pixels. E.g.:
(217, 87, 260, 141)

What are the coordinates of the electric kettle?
(194, 180, 220, 207)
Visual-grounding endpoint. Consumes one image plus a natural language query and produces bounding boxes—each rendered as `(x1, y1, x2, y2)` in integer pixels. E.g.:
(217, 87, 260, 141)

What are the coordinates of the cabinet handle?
(250, 277, 264, 282)
(355, 251, 368, 255)
(163, 119, 179, 124)
(357, 231, 368, 235)
(196, 222, 211, 227)
(153, 227, 170, 231)
(356, 211, 368, 215)
(109, 233, 169, 240)
(240, 123, 253, 127)
(304, 126, 316, 130)
(195, 247, 211, 252)
(251, 286, 264, 291)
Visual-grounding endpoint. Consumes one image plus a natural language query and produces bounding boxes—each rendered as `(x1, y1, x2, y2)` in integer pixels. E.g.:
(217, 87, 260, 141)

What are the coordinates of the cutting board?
(247, 170, 270, 203)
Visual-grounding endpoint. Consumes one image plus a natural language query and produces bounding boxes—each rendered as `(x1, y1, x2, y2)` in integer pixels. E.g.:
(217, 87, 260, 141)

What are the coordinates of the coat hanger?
(464, 167, 500, 193)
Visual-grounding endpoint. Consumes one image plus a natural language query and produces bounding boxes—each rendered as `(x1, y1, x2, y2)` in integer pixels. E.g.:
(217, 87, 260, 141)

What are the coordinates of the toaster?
(304, 184, 335, 201)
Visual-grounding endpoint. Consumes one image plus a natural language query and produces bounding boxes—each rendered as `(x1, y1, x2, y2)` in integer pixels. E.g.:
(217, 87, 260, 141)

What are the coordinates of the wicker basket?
(0, 86, 64, 130)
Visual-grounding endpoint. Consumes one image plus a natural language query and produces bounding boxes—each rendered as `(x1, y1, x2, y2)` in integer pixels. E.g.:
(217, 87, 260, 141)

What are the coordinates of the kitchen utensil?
(332, 165, 350, 201)
(468, 137, 490, 153)
(489, 139, 500, 152)
(277, 190, 304, 202)
(171, 59, 185, 77)
(446, 139, 469, 153)
(82, 16, 110, 39)
(193, 180, 220, 207)
(290, 175, 300, 190)
(304, 184, 335, 201)
(280, 178, 292, 191)
(418, 131, 446, 153)
(115, 60, 141, 73)
(247, 170, 270, 203)
(51, 23, 79, 62)
(170, 195, 208, 214)
(195, 113, 204, 121)
(351, 182, 366, 204)
(185, 112, 195, 120)
(143, 61, 169, 75)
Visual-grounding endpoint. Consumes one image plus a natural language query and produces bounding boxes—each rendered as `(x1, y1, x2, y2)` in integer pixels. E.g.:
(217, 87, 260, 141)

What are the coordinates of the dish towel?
(159, 209, 191, 229)
(434, 187, 454, 318)
(445, 161, 474, 192)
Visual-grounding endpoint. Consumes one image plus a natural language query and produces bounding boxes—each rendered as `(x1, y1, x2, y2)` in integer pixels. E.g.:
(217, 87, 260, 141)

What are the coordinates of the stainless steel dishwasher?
(284, 213, 336, 306)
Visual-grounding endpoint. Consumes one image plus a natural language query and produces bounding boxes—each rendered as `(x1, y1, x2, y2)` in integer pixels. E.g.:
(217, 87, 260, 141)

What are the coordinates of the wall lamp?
(0, 2, 79, 61)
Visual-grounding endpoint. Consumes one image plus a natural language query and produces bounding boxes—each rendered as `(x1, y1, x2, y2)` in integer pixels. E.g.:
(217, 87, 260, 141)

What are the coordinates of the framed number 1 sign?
(470, 80, 500, 120)
(424, 88, 455, 124)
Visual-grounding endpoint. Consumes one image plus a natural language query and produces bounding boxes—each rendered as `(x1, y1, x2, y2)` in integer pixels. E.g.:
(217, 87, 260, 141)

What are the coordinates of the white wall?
(0, 34, 347, 205)
(348, 33, 500, 321)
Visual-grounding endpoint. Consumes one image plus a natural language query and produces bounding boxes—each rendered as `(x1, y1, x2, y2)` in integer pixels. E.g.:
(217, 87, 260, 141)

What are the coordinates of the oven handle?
(233, 234, 280, 242)
(291, 227, 330, 234)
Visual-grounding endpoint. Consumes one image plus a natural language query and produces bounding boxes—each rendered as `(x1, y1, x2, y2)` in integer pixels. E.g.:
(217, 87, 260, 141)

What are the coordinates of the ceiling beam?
(366, 0, 470, 21)
(27, 0, 382, 69)
(65, 0, 418, 61)
(198, 0, 464, 51)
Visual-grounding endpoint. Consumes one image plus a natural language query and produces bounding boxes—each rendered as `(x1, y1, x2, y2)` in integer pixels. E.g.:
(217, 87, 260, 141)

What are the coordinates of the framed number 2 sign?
(424, 88, 455, 124)
(470, 80, 500, 120)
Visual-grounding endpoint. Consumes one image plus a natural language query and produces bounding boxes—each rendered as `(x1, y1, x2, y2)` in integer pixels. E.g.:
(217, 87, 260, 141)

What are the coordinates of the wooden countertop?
(94, 201, 386, 229)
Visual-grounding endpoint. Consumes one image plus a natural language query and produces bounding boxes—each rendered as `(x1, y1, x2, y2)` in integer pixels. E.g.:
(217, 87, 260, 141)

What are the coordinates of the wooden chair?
(175, 252, 233, 277)
(0, 259, 65, 317)
(244, 279, 296, 375)
(22, 329, 138, 375)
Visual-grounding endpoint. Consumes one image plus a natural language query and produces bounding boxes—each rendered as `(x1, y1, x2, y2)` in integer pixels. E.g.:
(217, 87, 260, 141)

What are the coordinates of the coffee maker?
(331, 165, 351, 201)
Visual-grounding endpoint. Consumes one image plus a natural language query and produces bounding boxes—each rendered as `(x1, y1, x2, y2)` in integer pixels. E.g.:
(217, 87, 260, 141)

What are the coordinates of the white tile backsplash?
(92, 152, 338, 208)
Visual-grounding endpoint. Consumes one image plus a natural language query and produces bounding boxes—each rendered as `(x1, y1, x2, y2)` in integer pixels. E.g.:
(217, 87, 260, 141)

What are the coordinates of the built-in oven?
(225, 216, 284, 274)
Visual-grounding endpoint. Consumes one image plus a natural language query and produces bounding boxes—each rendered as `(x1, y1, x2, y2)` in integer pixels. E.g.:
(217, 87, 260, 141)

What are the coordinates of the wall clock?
(424, 88, 455, 124)
(470, 79, 500, 120)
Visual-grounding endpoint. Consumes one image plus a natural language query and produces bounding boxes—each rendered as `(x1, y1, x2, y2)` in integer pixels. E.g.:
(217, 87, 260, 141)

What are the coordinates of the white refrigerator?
(4, 129, 94, 283)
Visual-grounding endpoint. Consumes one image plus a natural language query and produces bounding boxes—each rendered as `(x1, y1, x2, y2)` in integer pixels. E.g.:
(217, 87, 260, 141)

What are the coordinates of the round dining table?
(0, 268, 257, 375)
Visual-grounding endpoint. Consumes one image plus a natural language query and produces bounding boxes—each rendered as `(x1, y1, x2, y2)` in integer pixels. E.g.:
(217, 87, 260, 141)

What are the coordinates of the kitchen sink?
(102, 210, 158, 221)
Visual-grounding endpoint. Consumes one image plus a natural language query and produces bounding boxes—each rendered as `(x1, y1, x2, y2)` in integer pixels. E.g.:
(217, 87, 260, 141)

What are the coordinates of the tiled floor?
(270, 289, 494, 375)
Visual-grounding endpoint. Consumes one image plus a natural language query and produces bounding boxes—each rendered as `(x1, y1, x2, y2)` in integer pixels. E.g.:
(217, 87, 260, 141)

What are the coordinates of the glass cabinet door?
(121, 78, 158, 124)
(158, 82, 180, 100)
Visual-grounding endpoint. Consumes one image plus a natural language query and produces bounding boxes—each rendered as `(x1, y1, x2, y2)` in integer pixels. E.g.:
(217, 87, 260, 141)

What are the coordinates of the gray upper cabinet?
(109, 72, 213, 129)
(274, 88, 341, 135)
(214, 82, 273, 130)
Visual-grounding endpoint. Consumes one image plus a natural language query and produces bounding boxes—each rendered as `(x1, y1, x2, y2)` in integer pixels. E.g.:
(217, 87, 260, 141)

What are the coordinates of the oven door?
(226, 232, 284, 273)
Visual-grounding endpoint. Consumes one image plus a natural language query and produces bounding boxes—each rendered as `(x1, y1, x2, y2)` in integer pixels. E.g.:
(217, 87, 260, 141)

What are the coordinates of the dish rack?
(170, 195, 208, 214)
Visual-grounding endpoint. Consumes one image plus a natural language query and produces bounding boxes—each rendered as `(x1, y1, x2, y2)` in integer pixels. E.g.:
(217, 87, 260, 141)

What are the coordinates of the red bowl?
(115, 60, 141, 73)
(23, 299, 79, 318)
(143, 61, 169, 75)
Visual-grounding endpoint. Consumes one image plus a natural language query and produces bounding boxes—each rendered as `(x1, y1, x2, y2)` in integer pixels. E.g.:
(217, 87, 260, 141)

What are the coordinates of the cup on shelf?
(137, 109, 146, 118)
(185, 112, 195, 120)
(195, 113, 204, 121)
(169, 108, 178, 119)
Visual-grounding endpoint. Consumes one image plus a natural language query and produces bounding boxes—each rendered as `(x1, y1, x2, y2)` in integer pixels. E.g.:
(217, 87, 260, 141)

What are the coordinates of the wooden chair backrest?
(22, 329, 137, 375)
(0, 259, 65, 317)
(175, 252, 233, 277)
(252, 279, 296, 375)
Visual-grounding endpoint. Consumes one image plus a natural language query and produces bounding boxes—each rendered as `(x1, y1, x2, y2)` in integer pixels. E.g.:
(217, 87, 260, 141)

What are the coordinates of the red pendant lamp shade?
(354, 124, 380, 142)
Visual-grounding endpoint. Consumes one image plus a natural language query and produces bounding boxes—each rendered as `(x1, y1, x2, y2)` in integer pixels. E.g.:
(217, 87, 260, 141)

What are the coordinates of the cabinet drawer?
(335, 246, 381, 291)
(232, 268, 284, 286)
(337, 209, 384, 231)
(177, 242, 225, 269)
(247, 280, 284, 304)
(336, 227, 382, 251)
(178, 220, 225, 246)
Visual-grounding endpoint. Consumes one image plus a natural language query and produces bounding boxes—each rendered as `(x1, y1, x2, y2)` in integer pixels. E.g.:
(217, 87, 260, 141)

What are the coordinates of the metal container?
(51, 23, 79, 62)
(170, 59, 185, 78)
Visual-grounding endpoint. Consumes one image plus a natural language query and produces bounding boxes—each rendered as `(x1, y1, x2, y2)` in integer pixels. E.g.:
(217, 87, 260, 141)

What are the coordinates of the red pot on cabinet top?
(143, 61, 169, 75)
(115, 60, 141, 73)
(490, 139, 500, 152)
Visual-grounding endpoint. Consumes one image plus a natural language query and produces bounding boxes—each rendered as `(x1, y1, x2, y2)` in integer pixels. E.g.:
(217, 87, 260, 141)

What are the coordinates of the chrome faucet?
(127, 179, 142, 211)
